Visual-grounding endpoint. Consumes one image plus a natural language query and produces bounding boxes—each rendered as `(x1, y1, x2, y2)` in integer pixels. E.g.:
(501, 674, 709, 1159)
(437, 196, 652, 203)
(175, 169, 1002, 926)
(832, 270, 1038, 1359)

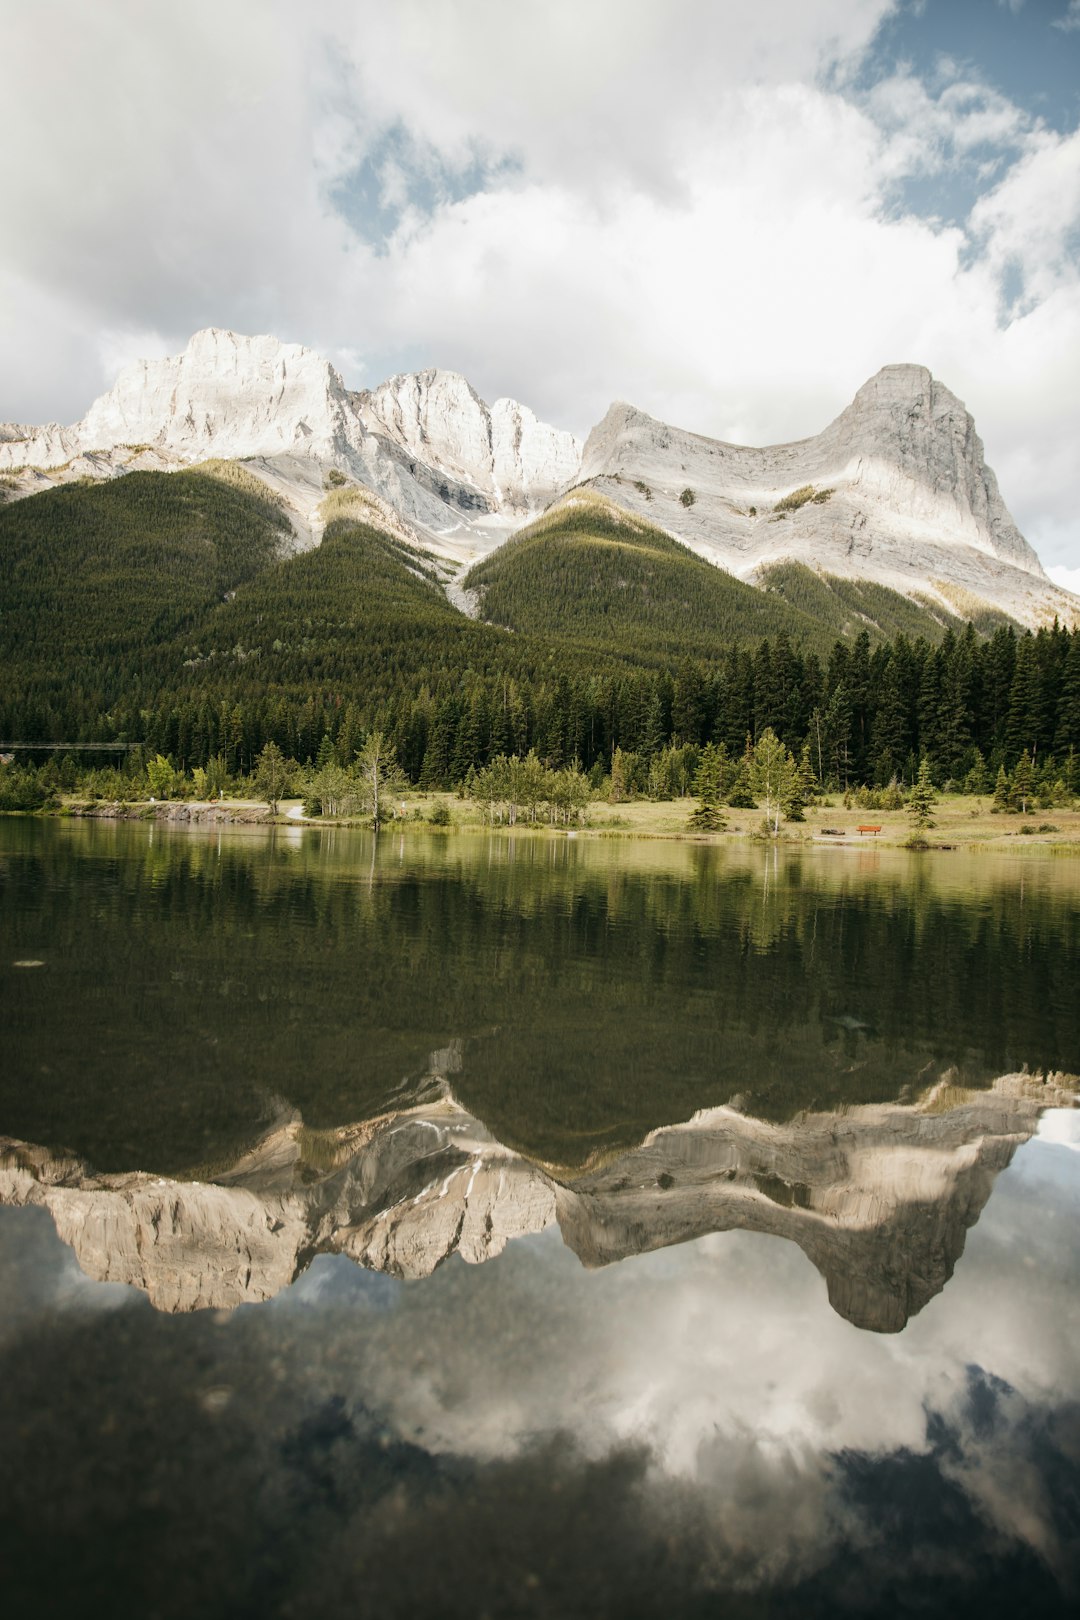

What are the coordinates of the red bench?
(857, 824, 882, 835)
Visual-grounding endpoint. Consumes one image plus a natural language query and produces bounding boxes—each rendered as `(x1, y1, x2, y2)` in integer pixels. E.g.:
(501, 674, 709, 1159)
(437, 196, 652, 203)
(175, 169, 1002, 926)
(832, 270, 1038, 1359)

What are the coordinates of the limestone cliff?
(578, 366, 1076, 627)
(1, 336, 1075, 623)
(0, 330, 581, 562)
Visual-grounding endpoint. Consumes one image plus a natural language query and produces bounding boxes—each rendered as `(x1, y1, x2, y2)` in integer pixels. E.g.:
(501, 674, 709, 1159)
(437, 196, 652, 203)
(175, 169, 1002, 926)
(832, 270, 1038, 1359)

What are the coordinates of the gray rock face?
(0, 330, 580, 564)
(578, 365, 1077, 628)
(2, 338, 1075, 624)
(2, 1073, 1074, 1331)
(355, 369, 581, 514)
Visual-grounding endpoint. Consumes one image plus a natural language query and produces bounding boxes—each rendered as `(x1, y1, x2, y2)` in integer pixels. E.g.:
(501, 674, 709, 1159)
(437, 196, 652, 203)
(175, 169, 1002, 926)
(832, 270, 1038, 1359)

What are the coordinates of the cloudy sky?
(1, 0, 1078, 579)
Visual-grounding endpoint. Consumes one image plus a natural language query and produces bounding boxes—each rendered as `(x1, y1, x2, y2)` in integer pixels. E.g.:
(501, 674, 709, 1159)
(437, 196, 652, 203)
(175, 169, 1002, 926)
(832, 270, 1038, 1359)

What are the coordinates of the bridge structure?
(0, 741, 141, 752)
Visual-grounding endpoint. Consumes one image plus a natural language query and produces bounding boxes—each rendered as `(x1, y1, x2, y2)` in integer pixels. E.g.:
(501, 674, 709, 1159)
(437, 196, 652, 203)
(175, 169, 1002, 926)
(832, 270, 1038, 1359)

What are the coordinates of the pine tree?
(991, 764, 1010, 814)
(964, 748, 989, 797)
(781, 762, 806, 822)
(727, 735, 757, 808)
(797, 739, 817, 806)
(1054, 634, 1080, 758)
(609, 746, 628, 804)
(1006, 637, 1041, 762)
(1011, 748, 1035, 815)
(906, 756, 937, 833)
(689, 742, 726, 829)
(253, 741, 289, 813)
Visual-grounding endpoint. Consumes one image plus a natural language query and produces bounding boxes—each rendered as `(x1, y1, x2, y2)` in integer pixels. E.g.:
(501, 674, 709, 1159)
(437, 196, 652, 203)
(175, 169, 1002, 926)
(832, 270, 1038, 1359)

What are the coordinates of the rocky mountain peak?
(355, 366, 581, 513)
(75, 327, 354, 463)
(0, 331, 1073, 625)
(576, 365, 1071, 626)
(3, 1073, 1073, 1328)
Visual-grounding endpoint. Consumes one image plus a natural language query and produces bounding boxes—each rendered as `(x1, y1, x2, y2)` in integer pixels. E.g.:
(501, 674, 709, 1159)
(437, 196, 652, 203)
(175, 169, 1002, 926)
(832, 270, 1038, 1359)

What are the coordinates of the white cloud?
(1048, 564, 1080, 597)
(968, 125, 1080, 302)
(0, 0, 1078, 570)
(1052, 0, 1080, 30)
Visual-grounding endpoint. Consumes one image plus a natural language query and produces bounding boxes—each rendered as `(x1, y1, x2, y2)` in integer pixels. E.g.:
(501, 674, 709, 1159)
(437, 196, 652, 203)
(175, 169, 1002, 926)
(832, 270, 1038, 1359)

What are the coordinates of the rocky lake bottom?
(1, 819, 1078, 1618)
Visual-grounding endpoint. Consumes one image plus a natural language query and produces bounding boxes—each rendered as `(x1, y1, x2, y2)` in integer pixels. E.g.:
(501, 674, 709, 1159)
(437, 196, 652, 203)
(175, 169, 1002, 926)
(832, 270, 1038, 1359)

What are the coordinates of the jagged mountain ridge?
(1, 329, 1076, 628)
(2, 1073, 1075, 1332)
(0, 329, 582, 559)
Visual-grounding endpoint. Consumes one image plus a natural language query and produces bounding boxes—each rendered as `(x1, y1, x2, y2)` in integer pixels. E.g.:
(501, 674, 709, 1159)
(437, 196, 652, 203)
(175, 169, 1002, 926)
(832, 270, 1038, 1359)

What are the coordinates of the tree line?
(4, 617, 1079, 820)
(92, 619, 1080, 792)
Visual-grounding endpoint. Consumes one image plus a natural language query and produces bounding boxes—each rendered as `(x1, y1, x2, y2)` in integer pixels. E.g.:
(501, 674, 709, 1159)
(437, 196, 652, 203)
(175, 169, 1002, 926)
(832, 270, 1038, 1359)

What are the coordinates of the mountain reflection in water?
(3, 1069, 1076, 1331)
(2, 822, 1080, 1616)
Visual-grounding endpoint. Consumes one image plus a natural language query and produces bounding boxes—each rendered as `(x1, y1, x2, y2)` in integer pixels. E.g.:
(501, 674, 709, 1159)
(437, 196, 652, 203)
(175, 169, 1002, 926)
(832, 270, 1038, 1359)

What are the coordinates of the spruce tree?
(797, 740, 817, 805)
(1011, 748, 1035, 814)
(906, 756, 937, 833)
(727, 736, 757, 808)
(964, 749, 989, 796)
(609, 746, 628, 804)
(689, 743, 726, 830)
(253, 741, 289, 814)
(992, 764, 1010, 813)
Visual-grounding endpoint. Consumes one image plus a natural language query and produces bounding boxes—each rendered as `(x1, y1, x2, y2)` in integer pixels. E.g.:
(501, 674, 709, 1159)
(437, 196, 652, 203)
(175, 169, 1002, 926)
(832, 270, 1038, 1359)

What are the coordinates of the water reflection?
(2, 819, 1079, 1173)
(2, 823, 1080, 1614)
(4, 1068, 1075, 1330)
(0, 1114, 1078, 1618)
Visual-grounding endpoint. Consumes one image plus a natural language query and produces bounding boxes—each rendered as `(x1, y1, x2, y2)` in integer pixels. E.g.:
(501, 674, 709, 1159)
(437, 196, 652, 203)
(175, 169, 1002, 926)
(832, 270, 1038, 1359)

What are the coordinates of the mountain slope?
(2, 330, 1076, 634)
(463, 490, 970, 658)
(0, 329, 581, 560)
(0, 465, 291, 707)
(578, 366, 1078, 629)
(756, 560, 1014, 642)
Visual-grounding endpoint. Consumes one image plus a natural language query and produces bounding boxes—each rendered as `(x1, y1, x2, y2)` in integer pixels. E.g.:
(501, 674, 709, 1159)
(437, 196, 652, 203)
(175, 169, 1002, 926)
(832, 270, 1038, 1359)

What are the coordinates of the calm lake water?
(1, 818, 1079, 1617)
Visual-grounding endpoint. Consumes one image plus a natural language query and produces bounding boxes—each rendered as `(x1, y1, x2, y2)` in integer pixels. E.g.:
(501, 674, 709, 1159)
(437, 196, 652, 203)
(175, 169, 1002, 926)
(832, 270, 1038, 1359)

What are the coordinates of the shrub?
(679, 488, 696, 508)
(774, 485, 834, 514)
(428, 800, 452, 826)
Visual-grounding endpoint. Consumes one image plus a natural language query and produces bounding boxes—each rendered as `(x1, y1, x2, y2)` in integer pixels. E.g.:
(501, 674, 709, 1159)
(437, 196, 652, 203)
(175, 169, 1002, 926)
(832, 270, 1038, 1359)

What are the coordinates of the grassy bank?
(46, 790, 1080, 851)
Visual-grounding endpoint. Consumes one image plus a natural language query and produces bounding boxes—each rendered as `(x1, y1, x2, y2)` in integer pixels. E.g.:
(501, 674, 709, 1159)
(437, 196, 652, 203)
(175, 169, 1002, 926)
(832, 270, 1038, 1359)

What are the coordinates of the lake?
(1, 818, 1078, 1617)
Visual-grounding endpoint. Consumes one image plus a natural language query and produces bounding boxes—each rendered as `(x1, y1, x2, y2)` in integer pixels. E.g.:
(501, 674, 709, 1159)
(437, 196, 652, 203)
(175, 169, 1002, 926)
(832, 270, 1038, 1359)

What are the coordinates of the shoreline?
(22, 793, 1080, 854)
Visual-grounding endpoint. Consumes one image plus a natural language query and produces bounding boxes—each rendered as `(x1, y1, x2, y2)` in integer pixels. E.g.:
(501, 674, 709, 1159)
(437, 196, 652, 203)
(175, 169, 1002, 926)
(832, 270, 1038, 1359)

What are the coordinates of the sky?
(1, 0, 1078, 584)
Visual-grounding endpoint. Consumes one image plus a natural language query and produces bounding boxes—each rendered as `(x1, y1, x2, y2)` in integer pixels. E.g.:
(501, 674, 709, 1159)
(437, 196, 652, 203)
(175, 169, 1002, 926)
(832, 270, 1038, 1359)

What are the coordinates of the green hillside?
(3, 468, 1055, 798)
(756, 560, 1010, 642)
(0, 466, 291, 719)
(178, 513, 518, 703)
(464, 492, 824, 658)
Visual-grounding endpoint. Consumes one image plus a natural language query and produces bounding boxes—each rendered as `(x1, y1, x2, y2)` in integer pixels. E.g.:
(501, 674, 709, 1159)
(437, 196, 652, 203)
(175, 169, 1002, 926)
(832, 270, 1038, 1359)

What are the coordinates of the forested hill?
(463, 492, 970, 654)
(464, 493, 821, 653)
(2, 466, 1078, 795)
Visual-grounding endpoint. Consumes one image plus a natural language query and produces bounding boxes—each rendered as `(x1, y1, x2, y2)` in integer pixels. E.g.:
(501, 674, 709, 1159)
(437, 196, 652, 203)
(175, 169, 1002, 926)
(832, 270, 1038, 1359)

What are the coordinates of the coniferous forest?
(1, 467, 1078, 802)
